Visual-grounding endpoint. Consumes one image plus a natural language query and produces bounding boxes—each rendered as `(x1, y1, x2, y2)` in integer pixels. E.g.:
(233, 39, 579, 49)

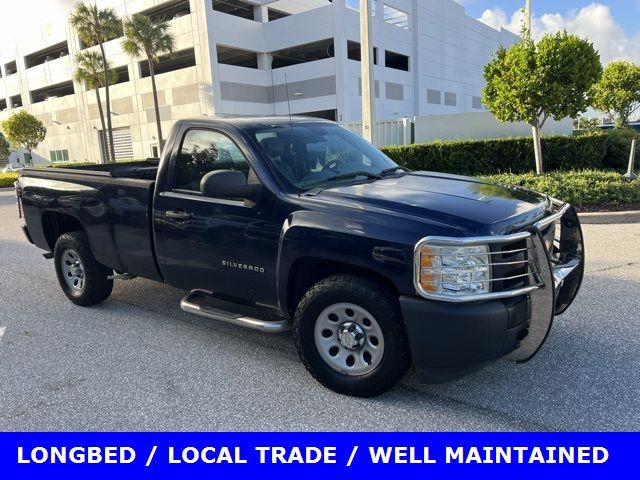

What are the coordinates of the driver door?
(154, 128, 281, 307)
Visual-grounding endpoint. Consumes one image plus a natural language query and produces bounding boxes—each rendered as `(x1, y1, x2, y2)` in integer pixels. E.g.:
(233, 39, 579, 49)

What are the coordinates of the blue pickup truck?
(15, 117, 584, 397)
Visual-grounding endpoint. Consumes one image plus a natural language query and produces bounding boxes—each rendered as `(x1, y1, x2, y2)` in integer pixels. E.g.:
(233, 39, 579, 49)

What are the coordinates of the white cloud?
(478, 3, 640, 64)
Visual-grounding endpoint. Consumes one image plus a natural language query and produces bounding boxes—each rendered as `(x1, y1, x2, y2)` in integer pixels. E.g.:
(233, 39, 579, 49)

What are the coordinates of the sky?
(456, 0, 640, 63)
(1, 1, 639, 64)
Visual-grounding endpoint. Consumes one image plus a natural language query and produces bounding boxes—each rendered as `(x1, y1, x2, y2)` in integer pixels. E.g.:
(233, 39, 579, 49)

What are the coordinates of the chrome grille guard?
(414, 200, 585, 363)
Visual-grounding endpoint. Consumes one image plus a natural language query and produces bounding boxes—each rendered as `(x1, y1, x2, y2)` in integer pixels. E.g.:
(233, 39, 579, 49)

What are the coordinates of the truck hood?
(310, 171, 550, 236)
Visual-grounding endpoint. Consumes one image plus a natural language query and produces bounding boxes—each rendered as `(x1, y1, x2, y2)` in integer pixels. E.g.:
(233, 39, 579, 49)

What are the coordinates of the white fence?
(413, 111, 573, 143)
(344, 118, 412, 147)
(345, 112, 575, 147)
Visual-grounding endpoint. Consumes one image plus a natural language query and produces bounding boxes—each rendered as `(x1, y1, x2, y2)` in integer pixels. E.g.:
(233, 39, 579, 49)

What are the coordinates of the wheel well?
(286, 257, 399, 317)
(42, 211, 84, 251)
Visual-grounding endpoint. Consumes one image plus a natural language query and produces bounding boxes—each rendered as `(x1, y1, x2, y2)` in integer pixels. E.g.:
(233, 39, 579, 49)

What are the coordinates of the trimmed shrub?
(601, 127, 639, 170)
(0, 172, 19, 188)
(483, 170, 640, 207)
(382, 132, 612, 175)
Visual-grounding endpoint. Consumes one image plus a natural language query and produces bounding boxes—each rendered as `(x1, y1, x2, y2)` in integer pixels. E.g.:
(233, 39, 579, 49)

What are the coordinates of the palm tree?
(74, 51, 117, 164)
(122, 13, 174, 152)
(70, 2, 121, 162)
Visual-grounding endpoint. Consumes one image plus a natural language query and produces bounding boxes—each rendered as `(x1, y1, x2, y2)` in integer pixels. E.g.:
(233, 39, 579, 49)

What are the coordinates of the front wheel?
(294, 275, 410, 397)
(54, 231, 113, 306)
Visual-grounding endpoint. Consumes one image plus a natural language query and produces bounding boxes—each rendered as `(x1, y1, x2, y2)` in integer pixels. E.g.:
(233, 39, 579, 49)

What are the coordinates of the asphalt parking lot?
(0, 189, 639, 431)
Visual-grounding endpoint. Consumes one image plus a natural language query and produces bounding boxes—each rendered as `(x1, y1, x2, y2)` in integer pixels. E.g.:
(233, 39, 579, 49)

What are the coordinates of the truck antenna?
(284, 73, 293, 130)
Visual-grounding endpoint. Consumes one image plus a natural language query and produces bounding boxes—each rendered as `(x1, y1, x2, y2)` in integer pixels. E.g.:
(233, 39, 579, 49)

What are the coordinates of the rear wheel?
(294, 275, 410, 397)
(54, 231, 113, 306)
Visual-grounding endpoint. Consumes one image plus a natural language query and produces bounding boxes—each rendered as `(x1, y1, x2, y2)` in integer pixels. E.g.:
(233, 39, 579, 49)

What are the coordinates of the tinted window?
(250, 124, 399, 190)
(175, 129, 250, 191)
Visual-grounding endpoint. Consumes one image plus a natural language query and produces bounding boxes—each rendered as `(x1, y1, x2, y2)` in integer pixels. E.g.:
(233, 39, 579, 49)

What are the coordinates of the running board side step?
(180, 291, 291, 334)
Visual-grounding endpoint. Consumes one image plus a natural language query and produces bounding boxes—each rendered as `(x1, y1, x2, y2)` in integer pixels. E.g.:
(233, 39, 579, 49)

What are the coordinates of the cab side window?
(175, 129, 250, 192)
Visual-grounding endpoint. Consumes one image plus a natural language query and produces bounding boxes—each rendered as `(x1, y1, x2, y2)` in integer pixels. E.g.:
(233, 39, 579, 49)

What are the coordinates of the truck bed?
(18, 160, 163, 282)
(44, 159, 160, 180)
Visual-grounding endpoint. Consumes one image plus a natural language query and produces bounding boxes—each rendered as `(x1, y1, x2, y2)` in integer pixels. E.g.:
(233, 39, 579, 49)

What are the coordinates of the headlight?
(416, 243, 491, 298)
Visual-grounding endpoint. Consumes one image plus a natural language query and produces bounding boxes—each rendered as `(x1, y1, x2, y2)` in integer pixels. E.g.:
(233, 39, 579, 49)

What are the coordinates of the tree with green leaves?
(483, 31, 602, 174)
(74, 50, 117, 163)
(1, 111, 47, 166)
(70, 2, 122, 162)
(122, 13, 174, 152)
(573, 116, 601, 131)
(592, 61, 640, 128)
(0, 133, 10, 163)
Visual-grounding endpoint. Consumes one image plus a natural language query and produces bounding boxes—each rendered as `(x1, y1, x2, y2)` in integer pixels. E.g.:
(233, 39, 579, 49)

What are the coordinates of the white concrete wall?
(0, 0, 521, 163)
(414, 111, 574, 143)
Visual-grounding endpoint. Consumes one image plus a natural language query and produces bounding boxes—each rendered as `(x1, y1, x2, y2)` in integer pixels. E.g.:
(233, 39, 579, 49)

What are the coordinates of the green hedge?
(483, 170, 640, 207)
(0, 172, 18, 188)
(382, 131, 633, 175)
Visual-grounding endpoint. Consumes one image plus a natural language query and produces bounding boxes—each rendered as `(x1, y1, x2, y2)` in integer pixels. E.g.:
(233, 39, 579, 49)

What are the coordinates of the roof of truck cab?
(178, 116, 336, 129)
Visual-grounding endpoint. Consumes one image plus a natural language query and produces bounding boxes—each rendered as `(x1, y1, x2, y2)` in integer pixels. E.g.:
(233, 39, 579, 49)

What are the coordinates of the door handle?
(165, 209, 192, 220)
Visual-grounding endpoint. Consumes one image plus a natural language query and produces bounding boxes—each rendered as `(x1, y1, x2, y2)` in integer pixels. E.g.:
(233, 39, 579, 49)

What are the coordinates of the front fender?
(275, 210, 415, 313)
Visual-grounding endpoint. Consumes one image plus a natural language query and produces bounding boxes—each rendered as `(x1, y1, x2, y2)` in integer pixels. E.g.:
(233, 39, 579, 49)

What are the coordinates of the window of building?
(385, 50, 409, 71)
(426, 89, 441, 105)
(151, 145, 159, 158)
(30, 81, 75, 104)
(50, 149, 70, 162)
(268, 8, 290, 21)
(112, 65, 130, 85)
(472, 96, 483, 110)
(347, 40, 378, 64)
(175, 129, 250, 191)
(141, 0, 190, 23)
(272, 39, 334, 69)
(139, 48, 196, 78)
(24, 41, 69, 69)
(383, 4, 408, 29)
(9, 95, 22, 108)
(212, 0, 256, 20)
(5, 61, 17, 75)
(0, 99, 7, 110)
(217, 45, 259, 69)
(444, 91, 457, 107)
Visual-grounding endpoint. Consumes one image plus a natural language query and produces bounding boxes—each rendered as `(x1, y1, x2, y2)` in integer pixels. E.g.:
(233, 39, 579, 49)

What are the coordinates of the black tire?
(294, 275, 410, 397)
(53, 231, 113, 306)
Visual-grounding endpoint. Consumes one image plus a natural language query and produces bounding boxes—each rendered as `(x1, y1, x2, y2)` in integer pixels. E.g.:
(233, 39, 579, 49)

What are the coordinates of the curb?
(578, 210, 640, 225)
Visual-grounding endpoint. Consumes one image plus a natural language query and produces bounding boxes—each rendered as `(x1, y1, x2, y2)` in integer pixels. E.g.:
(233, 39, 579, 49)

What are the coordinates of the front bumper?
(403, 202, 584, 383)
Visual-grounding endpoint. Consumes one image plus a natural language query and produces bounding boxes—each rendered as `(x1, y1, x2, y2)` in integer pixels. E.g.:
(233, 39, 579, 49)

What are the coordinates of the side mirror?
(200, 170, 261, 201)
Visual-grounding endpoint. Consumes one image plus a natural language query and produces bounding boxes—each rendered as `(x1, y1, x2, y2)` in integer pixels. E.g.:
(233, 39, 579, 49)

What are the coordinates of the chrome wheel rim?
(60, 249, 85, 292)
(314, 302, 385, 376)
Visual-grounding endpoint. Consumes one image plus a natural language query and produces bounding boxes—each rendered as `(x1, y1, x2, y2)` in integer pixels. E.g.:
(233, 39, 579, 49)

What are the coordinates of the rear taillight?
(15, 182, 23, 219)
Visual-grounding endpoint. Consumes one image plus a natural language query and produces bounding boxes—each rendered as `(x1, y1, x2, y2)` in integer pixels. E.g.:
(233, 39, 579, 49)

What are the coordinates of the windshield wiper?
(328, 171, 383, 181)
(380, 166, 409, 176)
(304, 171, 382, 189)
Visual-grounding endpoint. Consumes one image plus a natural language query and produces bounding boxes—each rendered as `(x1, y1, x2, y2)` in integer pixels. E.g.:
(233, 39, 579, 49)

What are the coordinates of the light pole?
(525, 0, 532, 36)
(624, 138, 637, 181)
(360, 0, 376, 144)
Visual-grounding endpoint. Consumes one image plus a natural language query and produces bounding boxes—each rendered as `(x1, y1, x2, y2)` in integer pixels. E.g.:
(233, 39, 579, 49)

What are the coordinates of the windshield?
(249, 123, 402, 190)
